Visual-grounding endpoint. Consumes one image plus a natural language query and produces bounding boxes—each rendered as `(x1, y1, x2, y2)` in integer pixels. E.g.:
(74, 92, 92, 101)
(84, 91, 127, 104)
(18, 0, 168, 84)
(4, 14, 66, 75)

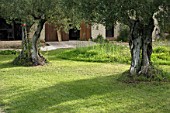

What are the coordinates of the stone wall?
(91, 24, 106, 39)
(114, 23, 120, 38)
(29, 23, 45, 41)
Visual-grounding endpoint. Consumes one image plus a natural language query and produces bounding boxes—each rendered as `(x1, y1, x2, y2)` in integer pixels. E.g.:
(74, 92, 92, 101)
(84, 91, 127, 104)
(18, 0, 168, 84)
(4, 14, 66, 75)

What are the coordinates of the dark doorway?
(14, 22, 22, 40)
(0, 18, 12, 40)
(69, 29, 80, 40)
(106, 25, 114, 37)
(0, 18, 22, 40)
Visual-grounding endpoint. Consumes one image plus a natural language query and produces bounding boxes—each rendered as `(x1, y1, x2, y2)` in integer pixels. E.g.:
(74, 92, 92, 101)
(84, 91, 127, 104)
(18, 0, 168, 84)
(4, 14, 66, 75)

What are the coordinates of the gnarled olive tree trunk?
(13, 19, 47, 66)
(129, 18, 154, 76)
(31, 19, 47, 65)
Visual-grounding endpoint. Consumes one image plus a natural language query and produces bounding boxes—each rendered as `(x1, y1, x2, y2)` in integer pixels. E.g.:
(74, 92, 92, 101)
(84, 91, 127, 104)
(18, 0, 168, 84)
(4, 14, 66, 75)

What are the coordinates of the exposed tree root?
(13, 52, 48, 66)
(118, 65, 170, 83)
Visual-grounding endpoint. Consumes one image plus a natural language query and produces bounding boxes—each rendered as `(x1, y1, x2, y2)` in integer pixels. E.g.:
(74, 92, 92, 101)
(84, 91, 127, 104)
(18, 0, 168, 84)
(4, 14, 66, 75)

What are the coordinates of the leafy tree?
(77, 0, 170, 77)
(0, 0, 79, 66)
(120, 0, 169, 77)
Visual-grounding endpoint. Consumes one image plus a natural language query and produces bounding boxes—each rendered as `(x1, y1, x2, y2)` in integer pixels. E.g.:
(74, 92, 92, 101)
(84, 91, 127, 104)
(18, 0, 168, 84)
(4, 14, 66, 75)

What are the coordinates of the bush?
(57, 43, 131, 64)
(92, 34, 109, 43)
(166, 34, 170, 40)
(152, 46, 170, 65)
(153, 46, 169, 53)
(117, 25, 129, 42)
(0, 50, 18, 55)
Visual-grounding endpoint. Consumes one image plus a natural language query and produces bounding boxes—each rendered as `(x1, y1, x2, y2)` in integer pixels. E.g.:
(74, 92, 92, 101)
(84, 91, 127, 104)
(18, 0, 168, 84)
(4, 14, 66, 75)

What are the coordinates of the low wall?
(0, 41, 22, 49)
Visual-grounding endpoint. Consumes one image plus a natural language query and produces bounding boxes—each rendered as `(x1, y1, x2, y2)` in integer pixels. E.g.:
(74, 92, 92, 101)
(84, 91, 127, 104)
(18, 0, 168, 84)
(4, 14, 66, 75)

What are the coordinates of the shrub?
(0, 50, 18, 55)
(166, 34, 170, 40)
(152, 46, 170, 65)
(117, 29, 129, 42)
(117, 25, 129, 42)
(57, 43, 131, 64)
(153, 46, 169, 53)
(92, 34, 109, 43)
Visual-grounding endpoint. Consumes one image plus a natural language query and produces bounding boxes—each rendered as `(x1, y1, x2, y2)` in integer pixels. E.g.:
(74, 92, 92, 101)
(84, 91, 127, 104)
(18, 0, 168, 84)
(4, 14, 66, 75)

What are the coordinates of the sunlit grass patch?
(152, 46, 170, 65)
(0, 41, 170, 113)
(50, 43, 131, 64)
(45, 42, 170, 66)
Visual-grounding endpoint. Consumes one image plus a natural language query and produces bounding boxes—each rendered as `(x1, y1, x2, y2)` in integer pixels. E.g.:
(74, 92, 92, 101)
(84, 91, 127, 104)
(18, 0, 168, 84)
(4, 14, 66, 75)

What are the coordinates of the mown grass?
(0, 41, 170, 113)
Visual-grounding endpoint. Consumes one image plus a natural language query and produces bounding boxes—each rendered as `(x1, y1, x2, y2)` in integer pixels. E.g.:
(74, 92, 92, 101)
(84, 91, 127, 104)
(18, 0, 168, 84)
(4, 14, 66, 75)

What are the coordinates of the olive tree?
(118, 0, 169, 76)
(0, 0, 74, 66)
(77, 0, 170, 77)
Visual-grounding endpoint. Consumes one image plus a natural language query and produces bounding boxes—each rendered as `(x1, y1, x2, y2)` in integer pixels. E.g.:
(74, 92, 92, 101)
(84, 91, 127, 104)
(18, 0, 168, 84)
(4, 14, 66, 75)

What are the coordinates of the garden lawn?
(0, 44, 170, 113)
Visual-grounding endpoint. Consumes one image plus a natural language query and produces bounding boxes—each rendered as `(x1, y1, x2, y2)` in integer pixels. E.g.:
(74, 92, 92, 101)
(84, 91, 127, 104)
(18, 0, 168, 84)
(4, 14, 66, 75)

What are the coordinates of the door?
(69, 29, 80, 40)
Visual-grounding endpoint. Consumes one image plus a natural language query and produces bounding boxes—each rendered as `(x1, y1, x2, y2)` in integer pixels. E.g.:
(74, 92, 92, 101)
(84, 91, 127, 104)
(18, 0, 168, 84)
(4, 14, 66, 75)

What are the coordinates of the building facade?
(0, 18, 120, 41)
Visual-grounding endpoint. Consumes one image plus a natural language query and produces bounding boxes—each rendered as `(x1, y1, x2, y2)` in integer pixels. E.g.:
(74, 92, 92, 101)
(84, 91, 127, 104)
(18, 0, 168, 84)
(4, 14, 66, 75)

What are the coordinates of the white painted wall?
(40, 24, 45, 41)
(114, 23, 120, 38)
(91, 24, 106, 39)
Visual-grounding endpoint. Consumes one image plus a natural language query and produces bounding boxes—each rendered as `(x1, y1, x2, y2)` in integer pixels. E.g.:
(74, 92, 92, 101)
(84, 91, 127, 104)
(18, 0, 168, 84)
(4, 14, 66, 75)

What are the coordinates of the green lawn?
(0, 43, 170, 113)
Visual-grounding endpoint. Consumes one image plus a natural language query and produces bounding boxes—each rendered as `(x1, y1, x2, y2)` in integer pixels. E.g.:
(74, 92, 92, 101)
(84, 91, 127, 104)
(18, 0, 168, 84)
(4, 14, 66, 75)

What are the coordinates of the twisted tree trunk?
(31, 19, 46, 65)
(129, 20, 143, 75)
(139, 18, 154, 75)
(23, 24, 31, 60)
(129, 18, 154, 76)
(13, 19, 47, 66)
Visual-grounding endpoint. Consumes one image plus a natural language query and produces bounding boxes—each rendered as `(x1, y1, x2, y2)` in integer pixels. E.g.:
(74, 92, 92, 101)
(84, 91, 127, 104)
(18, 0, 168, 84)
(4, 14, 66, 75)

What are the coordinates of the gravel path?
(40, 41, 96, 51)
(0, 40, 96, 51)
(0, 107, 5, 113)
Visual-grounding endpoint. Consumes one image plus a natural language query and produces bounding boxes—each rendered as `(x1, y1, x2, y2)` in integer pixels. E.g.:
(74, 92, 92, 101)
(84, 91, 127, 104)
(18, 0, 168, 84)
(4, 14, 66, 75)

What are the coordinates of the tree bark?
(129, 18, 154, 76)
(32, 19, 46, 65)
(19, 25, 29, 59)
(13, 24, 32, 65)
(139, 18, 154, 75)
(57, 29, 62, 42)
(13, 19, 47, 66)
(129, 20, 143, 75)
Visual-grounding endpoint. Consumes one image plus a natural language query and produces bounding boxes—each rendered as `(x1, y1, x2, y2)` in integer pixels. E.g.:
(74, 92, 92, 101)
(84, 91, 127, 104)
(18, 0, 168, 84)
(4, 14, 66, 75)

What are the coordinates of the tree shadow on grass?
(8, 74, 170, 113)
(0, 55, 20, 70)
(0, 62, 23, 70)
(8, 75, 120, 112)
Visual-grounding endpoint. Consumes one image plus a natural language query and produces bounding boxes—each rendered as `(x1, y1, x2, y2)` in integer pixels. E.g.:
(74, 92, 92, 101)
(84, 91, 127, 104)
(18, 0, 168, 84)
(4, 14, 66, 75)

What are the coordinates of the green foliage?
(0, 50, 18, 55)
(1, 0, 80, 33)
(166, 34, 170, 40)
(153, 46, 169, 53)
(54, 43, 131, 64)
(41, 41, 170, 66)
(152, 46, 170, 65)
(44, 41, 170, 66)
(117, 25, 129, 42)
(92, 34, 109, 43)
